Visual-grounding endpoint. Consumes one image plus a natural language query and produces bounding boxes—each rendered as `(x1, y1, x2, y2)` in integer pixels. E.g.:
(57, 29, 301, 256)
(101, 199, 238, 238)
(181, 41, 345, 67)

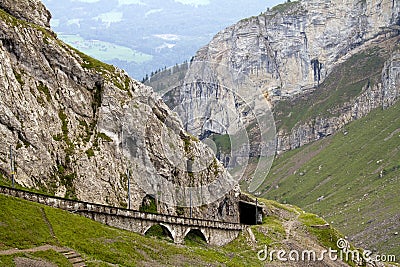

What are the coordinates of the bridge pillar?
(172, 224, 189, 244)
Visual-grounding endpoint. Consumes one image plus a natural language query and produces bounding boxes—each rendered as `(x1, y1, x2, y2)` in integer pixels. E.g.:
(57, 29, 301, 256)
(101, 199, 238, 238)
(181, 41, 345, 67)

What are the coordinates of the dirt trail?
(282, 210, 301, 243)
(0, 245, 64, 255)
(0, 245, 87, 267)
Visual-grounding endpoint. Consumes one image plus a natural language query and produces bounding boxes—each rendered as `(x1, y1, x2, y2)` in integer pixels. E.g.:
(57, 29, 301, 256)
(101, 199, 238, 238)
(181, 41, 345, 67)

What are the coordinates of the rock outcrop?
(0, 0, 51, 29)
(277, 38, 400, 152)
(194, 0, 399, 94)
(153, 0, 399, 155)
(0, 1, 240, 222)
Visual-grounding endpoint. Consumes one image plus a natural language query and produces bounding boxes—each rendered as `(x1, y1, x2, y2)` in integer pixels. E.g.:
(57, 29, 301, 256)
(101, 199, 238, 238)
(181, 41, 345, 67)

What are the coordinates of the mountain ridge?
(0, 0, 240, 222)
(147, 0, 399, 159)
(0, 0, 399, 265)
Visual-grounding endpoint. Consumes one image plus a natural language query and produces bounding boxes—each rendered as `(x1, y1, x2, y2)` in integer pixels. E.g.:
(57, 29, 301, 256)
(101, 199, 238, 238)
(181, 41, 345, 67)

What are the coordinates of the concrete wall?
(0, 186, 243, 246)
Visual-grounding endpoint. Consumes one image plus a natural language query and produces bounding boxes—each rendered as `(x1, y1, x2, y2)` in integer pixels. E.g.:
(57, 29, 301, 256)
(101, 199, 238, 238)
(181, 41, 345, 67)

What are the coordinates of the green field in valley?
(59, 34, 152, 64)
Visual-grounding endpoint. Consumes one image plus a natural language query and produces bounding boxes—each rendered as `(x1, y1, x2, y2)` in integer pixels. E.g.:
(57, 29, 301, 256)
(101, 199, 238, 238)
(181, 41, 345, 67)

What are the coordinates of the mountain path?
(283, 210, 301, 243)
(0, 245, 87, 267)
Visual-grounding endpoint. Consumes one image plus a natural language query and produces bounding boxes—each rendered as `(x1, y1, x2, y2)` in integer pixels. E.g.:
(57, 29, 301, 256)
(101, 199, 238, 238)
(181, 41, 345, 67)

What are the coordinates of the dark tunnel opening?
(239, 201, 263, 225)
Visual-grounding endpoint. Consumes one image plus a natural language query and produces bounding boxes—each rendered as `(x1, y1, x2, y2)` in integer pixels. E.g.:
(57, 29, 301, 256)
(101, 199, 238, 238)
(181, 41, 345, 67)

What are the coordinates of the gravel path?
(14, 257, 57, 267)
(0, 245, 87, 267)
(0, 245, 65, 256)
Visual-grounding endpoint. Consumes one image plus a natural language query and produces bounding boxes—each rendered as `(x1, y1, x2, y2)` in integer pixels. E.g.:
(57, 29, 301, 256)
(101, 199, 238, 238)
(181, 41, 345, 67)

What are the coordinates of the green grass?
(299, 213, 341, 251)
(0, 7, 24, 27)
(0, 254, 16, 266)
(270, 0, 300, 13)
(37, 81, 51, 102)
(55, 110, 77, 198)
(0, 250, 73, 267)
(211, 134, 231, 154)
(0, 197, 55, 249)
(71, 47, 115, 74)
(85, 148, 95, 158)
(262, 99, 400, 258)
(251, 215, 286, 246)
(298, 213, 359, 267)
(97, 132, 113, 142)
(12, 69, 24, 86)
(0, 193, 355, 266)
(58, 110, 69, 139)
(31, 250, 72, 267)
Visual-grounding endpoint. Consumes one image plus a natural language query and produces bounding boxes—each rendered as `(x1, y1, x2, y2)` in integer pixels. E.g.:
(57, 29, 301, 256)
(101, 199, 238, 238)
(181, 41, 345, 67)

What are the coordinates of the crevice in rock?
(0, 37, 20, 60)
(311, 58, 323, 86)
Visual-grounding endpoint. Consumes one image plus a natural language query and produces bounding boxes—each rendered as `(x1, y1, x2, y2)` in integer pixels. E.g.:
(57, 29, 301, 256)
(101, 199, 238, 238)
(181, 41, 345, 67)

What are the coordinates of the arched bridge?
(0, 186, 243, 246)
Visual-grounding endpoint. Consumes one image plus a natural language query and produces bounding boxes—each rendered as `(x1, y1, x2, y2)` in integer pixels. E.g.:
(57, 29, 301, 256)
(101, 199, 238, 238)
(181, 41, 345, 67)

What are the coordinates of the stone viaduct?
(0, 186, 243, 246)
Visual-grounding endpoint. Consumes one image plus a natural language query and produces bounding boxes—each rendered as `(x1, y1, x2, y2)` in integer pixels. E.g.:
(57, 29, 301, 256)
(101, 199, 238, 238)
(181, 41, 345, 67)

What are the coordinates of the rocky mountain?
(274, 37, 400, 152)
(149, 0, 400, 154)
(0, 0, 240, 222)
(194, 0, 399, 94)
(0, 0, 51, 29)
(145, 0, 400, 259)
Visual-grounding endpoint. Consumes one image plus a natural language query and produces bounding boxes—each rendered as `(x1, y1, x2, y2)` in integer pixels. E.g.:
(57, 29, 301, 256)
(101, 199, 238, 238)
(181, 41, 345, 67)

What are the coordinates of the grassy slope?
(0, 194, 358, 267)
(261, 99, 400, 258)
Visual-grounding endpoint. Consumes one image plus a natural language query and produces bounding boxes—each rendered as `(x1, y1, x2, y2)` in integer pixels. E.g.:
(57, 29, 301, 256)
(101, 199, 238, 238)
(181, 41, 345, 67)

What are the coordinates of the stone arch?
(144, 223, 174, 241)
(183, 228, 209, 244)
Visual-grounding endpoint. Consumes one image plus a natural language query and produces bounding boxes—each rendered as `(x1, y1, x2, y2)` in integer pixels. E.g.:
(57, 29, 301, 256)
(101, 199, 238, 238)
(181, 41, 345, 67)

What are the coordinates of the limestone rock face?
(0, 2, 239, 222)
(164, 0, 399, 154)
(194, 0, 399, 94)
(0, 0, 51, 29)
(277, 44, 400, 152)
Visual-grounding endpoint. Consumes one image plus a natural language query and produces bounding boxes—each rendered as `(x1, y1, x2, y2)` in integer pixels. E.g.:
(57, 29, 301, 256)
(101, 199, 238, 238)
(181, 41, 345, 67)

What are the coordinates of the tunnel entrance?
(239, 200, 263, 225)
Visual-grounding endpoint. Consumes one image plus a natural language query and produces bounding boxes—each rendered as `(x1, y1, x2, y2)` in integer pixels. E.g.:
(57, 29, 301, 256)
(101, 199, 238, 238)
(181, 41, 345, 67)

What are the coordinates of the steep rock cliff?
(0, 0, 51, 29)
(0, 0, 240, 222)
(152, 0, 400, 155)
(195, 0, 399, 94)
(276, 38, 400, 152)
